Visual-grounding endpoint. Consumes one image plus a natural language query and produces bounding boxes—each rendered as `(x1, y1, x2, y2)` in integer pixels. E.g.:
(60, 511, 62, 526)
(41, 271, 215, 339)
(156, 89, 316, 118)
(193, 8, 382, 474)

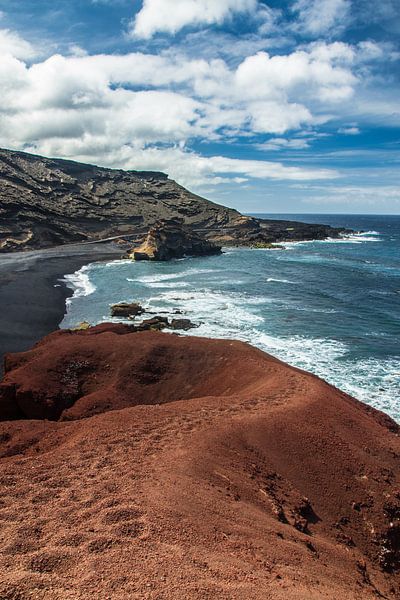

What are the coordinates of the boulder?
(129, 219, 222, 261)
(170, 318, 198, 331)
(136, 317, 169, 331)
(111, 302, 145, 318)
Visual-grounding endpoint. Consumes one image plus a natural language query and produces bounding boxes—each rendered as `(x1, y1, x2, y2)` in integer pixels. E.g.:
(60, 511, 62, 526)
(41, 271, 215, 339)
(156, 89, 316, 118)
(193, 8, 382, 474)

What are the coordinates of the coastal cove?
(61, 214, 400, 421)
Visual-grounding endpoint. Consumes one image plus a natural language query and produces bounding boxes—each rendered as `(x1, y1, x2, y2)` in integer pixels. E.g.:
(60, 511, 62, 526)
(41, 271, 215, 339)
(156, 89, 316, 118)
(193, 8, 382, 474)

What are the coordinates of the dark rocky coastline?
(0, 148, 350, 253)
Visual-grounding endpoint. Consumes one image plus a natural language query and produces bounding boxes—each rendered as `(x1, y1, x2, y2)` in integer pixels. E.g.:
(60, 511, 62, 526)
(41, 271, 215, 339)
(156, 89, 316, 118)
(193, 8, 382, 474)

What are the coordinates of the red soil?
(0, 324, 399, 599)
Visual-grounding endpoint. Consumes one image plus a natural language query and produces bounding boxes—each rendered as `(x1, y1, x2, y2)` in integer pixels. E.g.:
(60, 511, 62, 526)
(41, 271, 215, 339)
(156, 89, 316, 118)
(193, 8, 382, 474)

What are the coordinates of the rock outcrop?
(0, 147, 350, 252)
(110, 302, 145, 318)
(109, 310, 198, 330)
(129, 219, 222, 261)
(169, 318, 197, 330)
(0, 325, 399, 598)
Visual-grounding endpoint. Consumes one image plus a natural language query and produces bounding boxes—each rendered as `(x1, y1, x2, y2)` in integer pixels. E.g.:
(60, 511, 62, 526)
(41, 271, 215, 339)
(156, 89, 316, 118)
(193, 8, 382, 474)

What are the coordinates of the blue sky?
(0, 0, 399, 213)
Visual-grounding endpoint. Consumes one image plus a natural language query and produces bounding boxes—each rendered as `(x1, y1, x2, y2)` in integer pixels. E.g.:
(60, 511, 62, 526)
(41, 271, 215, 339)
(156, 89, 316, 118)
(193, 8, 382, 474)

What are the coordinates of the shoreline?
(1, 228, 397, 424)
(0, 243, 122, 376)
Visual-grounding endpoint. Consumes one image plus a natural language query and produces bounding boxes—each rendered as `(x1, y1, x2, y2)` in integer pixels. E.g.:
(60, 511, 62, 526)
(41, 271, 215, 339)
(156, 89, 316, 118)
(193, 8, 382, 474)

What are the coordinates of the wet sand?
(0, 243, 121, 375)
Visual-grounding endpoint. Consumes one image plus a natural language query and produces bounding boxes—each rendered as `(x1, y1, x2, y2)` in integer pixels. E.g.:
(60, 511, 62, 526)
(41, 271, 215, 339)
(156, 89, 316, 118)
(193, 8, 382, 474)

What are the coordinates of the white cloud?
(0, 36, 343, 187)
(257, 137, 311, 150)
(292, 0, 351, 37)
(0, 26, 393, 190)
(0, 28, 37, 60)
(131, 0, 257, 39)
(27, 144, 336, 189)
(0, 40, 360, 143)
(338, 126, 360, 135)
(234, 46, 356, 104)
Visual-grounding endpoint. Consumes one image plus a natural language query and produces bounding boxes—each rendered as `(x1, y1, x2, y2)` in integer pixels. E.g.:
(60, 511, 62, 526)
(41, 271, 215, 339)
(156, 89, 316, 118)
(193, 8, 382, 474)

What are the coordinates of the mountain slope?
(0, 325, 399, 598)
(0, 148, 347, 252)
(0, 148, 242, 251)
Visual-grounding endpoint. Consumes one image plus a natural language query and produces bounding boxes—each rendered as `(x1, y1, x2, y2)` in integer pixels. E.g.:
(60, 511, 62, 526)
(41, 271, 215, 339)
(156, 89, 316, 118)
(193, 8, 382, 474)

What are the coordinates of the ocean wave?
(171, 300, 399, 421)
(63, 265, 96, 304)
(147, 288, 265, 327)
(255, 334, 399, 419)
(338, 234, 382, 243)
(144, 281, 190, 289)
(103, 259, 132, 268)
(291, 306, 338, 314)
(128, 267, 220, 285)
(266, 277, 296, 284)
(280, 233, 382, 248)
(129, 273, 184, 283)
(279, 240, 310, 248)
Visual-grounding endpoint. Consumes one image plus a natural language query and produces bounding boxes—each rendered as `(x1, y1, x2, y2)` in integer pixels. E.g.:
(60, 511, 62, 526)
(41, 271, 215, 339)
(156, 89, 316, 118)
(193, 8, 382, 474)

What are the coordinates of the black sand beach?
(0, 243, 121, 375)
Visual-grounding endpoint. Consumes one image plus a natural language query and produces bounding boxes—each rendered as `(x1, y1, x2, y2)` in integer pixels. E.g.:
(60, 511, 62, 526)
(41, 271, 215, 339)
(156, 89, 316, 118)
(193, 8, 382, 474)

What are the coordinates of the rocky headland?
(128, 219, 222, 261)
(0, 148, 350, 252)
(0, 324, 399, 599)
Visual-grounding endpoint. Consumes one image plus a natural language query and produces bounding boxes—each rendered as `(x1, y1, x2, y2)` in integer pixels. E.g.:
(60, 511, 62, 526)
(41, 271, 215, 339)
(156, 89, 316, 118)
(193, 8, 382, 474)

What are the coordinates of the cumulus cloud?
(0, 41, 359, 143)
(131, 0, 257, 39)
(234, 45, 356, 105)
(0, 26, 387, 189)
(292, 0, 351, 37)
(0, 28, 37, 59)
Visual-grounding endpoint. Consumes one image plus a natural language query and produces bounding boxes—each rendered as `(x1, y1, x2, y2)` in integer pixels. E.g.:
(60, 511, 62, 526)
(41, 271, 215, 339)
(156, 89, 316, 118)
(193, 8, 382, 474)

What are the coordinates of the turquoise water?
(61, 214, 400, 421)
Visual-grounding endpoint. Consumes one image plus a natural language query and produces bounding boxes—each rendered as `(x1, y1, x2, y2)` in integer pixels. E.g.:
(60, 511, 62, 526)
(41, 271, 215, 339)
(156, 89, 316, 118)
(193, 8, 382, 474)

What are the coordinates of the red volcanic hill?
(0, 324, 399, 599)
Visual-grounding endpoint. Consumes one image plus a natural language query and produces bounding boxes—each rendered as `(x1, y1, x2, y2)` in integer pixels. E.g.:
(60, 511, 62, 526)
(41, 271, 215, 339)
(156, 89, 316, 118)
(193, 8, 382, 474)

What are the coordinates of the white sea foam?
(128, 268, 220, 285)
(145, 281, 190, 289)
(63, 265, 96, 305)
(147, 288, 265, 328)
(104, 259, 132, 268)
(337, 234, 381, 243)
(266, 278, 296, 284)
(280, 232, 382, 248)
(150, 284, 399, 420)
(130, 273, 183, 283)
(279, 240, 310, 249)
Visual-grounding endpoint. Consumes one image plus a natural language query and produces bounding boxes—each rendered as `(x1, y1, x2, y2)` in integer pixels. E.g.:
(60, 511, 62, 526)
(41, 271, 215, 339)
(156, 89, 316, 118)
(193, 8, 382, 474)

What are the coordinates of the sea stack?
(129, 219, 222, 261)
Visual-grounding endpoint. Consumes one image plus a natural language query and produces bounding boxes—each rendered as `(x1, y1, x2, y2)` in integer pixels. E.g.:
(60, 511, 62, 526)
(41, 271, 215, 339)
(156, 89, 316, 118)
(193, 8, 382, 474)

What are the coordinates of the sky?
(0, 0, 399, 213)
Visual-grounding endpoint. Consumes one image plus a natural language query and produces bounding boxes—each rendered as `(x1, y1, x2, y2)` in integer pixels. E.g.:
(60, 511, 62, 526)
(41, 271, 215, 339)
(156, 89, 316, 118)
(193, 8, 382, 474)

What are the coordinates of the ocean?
(61, 214, 400, 421)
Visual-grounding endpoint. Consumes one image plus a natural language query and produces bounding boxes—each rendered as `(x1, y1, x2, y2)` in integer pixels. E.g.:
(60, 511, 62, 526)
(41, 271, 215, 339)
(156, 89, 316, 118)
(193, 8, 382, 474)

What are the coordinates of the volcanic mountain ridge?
(0, 148, 348, 252)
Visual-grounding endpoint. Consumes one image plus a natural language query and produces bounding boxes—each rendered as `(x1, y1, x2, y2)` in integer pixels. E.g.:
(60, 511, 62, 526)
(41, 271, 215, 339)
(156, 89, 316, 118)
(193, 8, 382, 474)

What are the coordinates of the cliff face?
(0, 147, 348, 252)
(0, 325, 399, 598)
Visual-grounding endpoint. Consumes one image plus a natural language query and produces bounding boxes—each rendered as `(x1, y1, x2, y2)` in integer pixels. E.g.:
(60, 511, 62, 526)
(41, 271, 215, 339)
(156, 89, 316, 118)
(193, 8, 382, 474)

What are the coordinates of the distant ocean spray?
(62, 214, 400, 421)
